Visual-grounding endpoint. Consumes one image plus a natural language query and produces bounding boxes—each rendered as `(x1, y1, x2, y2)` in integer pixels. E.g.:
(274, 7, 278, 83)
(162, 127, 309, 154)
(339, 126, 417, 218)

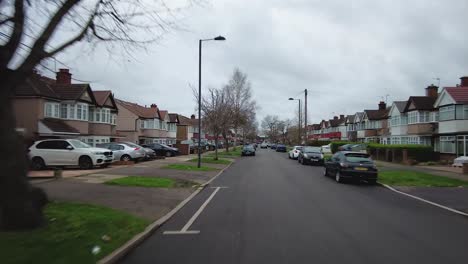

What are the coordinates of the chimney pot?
(378, 101, 386, 110)
(150, 104, 157, 108)
(190, 114, 196, 119)
(334, 116, 338, 120)
(425, 84, 439, 98)
(460, 76, 468, 87)
(340, 114, 344, 119)
(56, 68, 71, 85)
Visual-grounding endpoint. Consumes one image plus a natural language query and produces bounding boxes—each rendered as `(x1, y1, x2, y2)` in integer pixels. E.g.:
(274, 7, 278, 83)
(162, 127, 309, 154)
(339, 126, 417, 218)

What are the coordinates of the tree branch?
(0, 0, 25, 69)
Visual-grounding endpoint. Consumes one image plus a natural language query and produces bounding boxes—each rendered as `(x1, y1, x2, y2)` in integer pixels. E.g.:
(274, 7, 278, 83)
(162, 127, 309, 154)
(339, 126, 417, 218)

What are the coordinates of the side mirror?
(66, 145, 74, 150)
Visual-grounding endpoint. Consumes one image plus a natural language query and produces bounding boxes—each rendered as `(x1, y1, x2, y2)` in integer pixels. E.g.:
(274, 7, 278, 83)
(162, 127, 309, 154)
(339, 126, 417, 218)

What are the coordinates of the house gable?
(103, 97, 114, 108)
(389, 103, 400, 117)
(434, 89, 456, 107)
(407, 101, 416, 111)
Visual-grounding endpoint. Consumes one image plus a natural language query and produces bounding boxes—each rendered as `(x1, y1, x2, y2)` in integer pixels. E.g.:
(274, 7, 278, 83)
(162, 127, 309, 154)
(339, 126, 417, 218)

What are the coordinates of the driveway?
(121, 148, 468, 264)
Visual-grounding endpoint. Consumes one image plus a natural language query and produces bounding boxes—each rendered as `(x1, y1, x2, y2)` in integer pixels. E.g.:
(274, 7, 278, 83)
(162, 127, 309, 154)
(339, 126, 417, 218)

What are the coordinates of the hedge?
(367, 143, 437, 162)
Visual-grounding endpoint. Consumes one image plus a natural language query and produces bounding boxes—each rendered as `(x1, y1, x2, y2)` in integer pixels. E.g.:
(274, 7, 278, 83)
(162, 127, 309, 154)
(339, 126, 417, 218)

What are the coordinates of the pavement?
(121, 148, 468, 264)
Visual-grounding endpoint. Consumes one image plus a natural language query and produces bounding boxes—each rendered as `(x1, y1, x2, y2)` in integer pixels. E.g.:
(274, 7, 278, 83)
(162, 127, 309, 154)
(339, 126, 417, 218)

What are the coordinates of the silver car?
(97, 142, 146, 161)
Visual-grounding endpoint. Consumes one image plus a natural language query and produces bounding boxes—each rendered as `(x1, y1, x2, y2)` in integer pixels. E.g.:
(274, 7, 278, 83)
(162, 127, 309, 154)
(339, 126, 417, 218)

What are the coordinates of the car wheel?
(335, 171, 344, 183)
(79, 156, 93, 170)
(165, 151, 172, 157)
(100, 164, 109, 168)
(31, 157, 45, 170)
(323, 167, 328, 176)
(368, 179, 377, 185)
(120, 155, 131, 162)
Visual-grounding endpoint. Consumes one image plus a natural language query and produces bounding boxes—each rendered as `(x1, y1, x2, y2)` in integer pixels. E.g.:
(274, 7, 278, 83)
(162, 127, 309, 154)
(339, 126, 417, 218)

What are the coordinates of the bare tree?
(261, 115, 280, 142)
(0, 0, 194, 230)
(225, 68, 256, 146)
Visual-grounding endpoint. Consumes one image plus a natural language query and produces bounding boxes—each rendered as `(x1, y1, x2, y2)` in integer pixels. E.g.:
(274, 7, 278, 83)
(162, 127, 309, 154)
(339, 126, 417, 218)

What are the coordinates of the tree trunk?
(0, 70, 48, 230)
(222, 131, 229, 152)
(214, 138, 218, 160)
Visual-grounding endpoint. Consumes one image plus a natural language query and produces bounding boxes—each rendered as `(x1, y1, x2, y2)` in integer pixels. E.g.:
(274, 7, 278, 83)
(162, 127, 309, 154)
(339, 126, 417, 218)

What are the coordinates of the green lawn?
(0, 201, 149, 264)
(206, 147, 242, 158)
(105, 176, 197, 188)
(379, 170, 468, 187)
(188, 157, 231, 164)
(163, 164, 219, 171)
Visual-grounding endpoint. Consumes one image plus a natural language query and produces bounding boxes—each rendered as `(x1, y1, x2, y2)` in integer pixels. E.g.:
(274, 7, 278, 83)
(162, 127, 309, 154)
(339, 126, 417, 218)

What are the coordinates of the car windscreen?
(244, 146, 254, 150)
(344, 153, 373, 163)
(69, 140, 91, 148)
(123, 142, 140, 148)
(303, 147, 321, 153)
(295, 146, 303, 150)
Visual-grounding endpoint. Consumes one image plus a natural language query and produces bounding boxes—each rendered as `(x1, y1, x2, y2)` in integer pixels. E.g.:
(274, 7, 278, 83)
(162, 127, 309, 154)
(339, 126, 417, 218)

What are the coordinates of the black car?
(241, 145, 256, 156)
(276, 144, 287, 152)
(270, 144, 277, 150)
(323, 151, 378, 184)
(298, 146, 324, 165)
(142, 143, 180, 157)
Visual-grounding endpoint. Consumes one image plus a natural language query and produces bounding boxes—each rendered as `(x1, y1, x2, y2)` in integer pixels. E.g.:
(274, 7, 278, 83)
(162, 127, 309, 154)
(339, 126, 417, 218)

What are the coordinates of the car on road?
(97, 142, 146, 162)
(323, 151, 378, 184)
(241, 145, 256, 156)
(270, 144, 277, 150)
(276, 144, 287, 152)
(142, 143, 180, 157)
(288, 146, 303, 159)
(321, 144, 332, 154)
(298, 146, 324, 165)
(29, 139, 114, 170)
(260, 142, 268, 149)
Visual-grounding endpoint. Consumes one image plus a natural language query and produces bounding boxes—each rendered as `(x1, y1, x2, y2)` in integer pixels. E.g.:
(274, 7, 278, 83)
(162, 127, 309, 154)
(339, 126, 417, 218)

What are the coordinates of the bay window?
(439, 105, 455, 121)
(44, 102, 60, 118)
(408, 111, 418, 124)
(440, 136, 456, 153)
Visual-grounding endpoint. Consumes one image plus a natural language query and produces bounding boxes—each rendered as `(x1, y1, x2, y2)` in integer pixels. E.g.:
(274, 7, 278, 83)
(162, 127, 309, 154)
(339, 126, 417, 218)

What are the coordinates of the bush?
(305, 140, 331, 147)
(330, 141, 356, 153)
(367, 143, 437, 162)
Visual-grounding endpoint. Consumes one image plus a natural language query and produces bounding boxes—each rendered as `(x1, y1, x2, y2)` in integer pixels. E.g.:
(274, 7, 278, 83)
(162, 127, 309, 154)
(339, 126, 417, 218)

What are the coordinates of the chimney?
(190, 114, 196, 119)
(333, 116, 338, 120)
(340, 114, 344, 120)
(425, 84, 438, 98)
(460, 76, 468, 87)
(378, 101, 386, 110)
(56, 68, 71, 85)
(150, 104, 157, 108)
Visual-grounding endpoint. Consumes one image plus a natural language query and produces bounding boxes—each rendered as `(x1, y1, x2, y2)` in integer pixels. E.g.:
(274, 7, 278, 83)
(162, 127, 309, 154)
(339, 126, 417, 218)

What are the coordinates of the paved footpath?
(121, 149, 468, 264)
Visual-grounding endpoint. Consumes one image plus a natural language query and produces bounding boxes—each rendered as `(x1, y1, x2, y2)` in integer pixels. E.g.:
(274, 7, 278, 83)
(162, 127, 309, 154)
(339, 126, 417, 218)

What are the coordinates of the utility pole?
(304, 89, 308, 143)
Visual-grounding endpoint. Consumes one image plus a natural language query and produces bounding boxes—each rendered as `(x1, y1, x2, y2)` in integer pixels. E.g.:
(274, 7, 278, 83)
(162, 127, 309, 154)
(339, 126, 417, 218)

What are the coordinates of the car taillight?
(134, 147, 140, 150)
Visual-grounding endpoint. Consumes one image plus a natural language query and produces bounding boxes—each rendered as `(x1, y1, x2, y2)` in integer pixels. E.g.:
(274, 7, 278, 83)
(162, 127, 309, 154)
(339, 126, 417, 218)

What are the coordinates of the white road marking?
(382, 184, 468, 217)
(163, 187, 222, 235)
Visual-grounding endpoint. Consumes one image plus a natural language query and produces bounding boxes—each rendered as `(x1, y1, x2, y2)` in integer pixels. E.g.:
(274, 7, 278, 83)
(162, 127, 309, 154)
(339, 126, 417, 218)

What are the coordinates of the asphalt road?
(121, 148, 468, 264)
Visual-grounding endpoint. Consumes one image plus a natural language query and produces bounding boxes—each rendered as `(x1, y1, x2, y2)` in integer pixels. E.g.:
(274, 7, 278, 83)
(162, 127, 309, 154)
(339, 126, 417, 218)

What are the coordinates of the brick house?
(434, 77, 468, 160)
(13, 69, 118, 146)
(388, 101, 409, 144)
(345, 114, 357, 141)
(361, 102, 390, 143)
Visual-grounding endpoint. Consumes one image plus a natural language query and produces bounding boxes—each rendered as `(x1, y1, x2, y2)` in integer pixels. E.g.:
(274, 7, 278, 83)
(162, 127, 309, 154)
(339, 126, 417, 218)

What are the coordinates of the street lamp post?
(288, 98, 301, 144)
(198, 36, 226, 168)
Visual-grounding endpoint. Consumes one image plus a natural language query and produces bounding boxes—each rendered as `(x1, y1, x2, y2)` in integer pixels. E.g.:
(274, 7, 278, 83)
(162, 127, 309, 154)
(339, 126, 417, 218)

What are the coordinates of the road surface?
(121, 148, 468, 264)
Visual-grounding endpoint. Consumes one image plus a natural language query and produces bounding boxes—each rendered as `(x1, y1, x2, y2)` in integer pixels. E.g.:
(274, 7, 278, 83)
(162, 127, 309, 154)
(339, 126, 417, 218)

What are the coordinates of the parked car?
(276, 144, 287, 152)
(288, 146, 304, 159)
(97, 142, 146, 161)
(270, 144, 277, 150)
(323, 151, 378, 184)
(29, 139, 114, 170)
(241, 145, 256, 156)
(260, 142, 268, 149)
(321, 144, 331, 154)
(453, 156, 468, 167)
(338, 144, 354, 151)
(298, 146, 324, 165)
(143, 147, 157, 160)
(142, 143, 180, 157)
(350, 143, 367, 153)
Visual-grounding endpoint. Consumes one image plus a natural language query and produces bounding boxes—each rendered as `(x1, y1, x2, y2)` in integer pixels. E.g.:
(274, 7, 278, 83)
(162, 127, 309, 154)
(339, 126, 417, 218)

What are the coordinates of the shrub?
(367, 143, 437, 162)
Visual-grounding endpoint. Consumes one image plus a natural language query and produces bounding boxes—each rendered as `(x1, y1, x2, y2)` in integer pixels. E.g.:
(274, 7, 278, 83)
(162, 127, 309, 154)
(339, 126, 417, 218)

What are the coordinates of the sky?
(35, 0, 468, 125)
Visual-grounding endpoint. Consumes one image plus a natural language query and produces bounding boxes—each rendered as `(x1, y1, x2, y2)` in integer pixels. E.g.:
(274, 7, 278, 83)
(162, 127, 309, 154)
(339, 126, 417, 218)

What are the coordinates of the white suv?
(29, 139, 114, 170)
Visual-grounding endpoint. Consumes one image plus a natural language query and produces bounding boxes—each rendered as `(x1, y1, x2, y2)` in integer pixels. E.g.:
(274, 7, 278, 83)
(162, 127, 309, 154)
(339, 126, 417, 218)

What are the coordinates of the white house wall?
(439, 120, 468, 134)
(390, 125, 408, 136)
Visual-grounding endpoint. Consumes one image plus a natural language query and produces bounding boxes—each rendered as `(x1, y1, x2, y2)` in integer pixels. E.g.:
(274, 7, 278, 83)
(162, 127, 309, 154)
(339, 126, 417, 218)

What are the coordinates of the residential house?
(361, 102, 390, 143)
(115, 99, 162, 144)
(402, 85, 439, 146)
(354, 112, 366, 142)
(345, 114, 357, 141)
(434, 77, 468, 160)
(177, 114, 204, 143)
(307, 124, 322, 140)
(388, 101, 409, 144)
(167, 113, 180, 145)
(13, 69, 118, 146)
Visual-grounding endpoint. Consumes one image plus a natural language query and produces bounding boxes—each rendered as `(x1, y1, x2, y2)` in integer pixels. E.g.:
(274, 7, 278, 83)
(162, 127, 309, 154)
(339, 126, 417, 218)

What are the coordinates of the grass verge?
(163, 164, 218, 171)
(105, 176, 197, 188)
(0, 201, 149, 264)
(188, 157, 231, 164)
(206, 147, 242, 158)
(379, 170, 468, 187)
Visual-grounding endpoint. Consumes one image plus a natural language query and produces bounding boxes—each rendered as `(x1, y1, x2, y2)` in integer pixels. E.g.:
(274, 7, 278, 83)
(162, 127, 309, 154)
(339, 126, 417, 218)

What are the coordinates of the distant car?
(321, 144, 331, 154)
(453, 156, 468, 167)
(288, 146, 303, 159)
(142, 143, 180, 157)
(338, 144, 354, 151)
(298, 146, 324, 165)
(260, 143, 268, 149)
(270, 144, 277, 150)
(29, 139, 114, 170)
(323, 151, 378, 184)
(350, 144, 367, 153)
(276, 144, 287, 152)
(97, 142, 146, 162)
(241, 145, 256, 156)
(143, 148, 157, 160)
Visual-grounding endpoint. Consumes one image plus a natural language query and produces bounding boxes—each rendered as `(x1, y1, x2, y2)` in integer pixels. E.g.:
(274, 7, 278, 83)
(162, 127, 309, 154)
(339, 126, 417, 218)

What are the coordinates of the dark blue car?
(276, 144, 287, 152)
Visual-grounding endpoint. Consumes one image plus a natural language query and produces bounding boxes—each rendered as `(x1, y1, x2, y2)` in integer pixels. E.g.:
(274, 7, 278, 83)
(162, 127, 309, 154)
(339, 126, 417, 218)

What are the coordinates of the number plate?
(355, 167, 368, 171)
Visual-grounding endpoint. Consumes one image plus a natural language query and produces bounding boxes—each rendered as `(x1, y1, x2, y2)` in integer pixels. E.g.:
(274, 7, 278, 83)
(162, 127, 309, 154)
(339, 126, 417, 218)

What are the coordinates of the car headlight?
(303, 154, 308, 158)
(93, 152, 105, 155)
(320, 154, 324, 159)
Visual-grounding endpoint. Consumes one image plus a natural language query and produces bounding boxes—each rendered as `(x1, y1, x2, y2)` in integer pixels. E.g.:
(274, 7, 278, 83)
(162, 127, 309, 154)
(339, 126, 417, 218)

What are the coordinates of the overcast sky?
(43, 0, 468, 125)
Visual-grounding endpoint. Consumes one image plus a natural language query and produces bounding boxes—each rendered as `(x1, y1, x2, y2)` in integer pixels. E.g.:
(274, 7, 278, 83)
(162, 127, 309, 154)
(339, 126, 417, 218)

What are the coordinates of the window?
(439, 105, 455, 121)
(60, 104, 67, 118)
(419, 112, 430, 123)
(465, 105, 468, 119)
(430, 112, 439, 122)
(44, 102, 60, 118)
(77, 104, 82, 119)
(111, 114, 117, 125)
(408, 111, 418, 124)
(440, 136, 456, 153)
